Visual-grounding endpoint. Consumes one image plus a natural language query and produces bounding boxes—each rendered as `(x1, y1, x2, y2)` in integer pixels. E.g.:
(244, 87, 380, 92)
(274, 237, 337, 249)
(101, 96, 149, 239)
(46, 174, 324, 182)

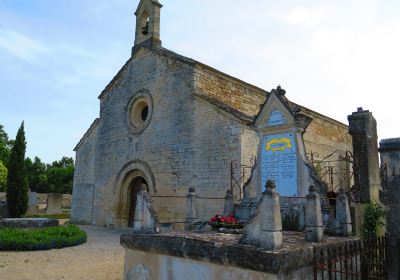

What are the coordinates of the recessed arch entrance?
(114, 160, 155, 227)
(128, 176, 149, 227)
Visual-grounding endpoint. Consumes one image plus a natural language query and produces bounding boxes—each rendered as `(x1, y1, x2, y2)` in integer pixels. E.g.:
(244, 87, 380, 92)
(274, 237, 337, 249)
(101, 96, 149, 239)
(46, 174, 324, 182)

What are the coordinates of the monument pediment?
(254, 88, 295, 130)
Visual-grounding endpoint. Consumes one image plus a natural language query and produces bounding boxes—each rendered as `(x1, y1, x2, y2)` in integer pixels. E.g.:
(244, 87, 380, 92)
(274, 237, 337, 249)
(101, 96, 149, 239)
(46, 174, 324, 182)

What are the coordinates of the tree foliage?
(0, 123, 74, 195)
(0, 124, 12, 166)
(0, 160, 7, 192)
(25, 156, 74, 194)
(46, 157, 74, 194)
(6, 122, 29, 218)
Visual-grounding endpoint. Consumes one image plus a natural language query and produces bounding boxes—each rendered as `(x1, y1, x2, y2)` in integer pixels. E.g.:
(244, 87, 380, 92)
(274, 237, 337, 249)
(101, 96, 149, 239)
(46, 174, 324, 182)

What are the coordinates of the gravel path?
(0, 225, 127, 280)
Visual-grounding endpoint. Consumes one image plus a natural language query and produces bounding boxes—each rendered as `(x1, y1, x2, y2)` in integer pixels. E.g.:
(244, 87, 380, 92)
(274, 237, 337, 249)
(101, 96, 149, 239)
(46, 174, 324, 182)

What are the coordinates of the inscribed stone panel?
(261, 132, 297, 196)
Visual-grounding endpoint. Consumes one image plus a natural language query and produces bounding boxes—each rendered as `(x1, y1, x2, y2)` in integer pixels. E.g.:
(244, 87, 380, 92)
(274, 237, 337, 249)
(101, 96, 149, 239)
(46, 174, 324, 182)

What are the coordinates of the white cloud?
(0, 29, 121, 89)
(0, 29, 51, 63)
(277, 7, 325, 29)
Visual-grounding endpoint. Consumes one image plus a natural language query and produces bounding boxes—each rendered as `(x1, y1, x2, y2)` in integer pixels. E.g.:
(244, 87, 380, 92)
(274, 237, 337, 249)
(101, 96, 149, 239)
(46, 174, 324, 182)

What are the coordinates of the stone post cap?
(266, 180, 277, 194)
(188, 187, 196, 193)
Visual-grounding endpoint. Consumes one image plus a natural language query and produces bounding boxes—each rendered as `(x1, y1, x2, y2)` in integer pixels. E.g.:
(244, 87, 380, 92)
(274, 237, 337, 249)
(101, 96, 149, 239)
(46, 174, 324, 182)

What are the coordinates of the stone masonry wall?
(71, 120, 98, 224)
(304, 111, 352, 156)
(193, 64, 266, 118)
(190, 98, 243, 219)
(91, 48, 196, 227)
(239, 126, 259, 198)
(303, 110, 353, 191)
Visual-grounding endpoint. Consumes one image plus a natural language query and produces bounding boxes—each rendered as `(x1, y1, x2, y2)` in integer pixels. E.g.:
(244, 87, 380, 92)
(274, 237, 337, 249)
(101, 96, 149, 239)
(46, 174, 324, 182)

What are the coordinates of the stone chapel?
(71, 0, 352, 228)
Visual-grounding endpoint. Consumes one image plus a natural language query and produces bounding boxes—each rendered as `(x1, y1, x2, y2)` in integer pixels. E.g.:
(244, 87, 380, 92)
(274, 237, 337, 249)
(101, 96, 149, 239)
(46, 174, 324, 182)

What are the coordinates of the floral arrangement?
(210, 214, 243, 229)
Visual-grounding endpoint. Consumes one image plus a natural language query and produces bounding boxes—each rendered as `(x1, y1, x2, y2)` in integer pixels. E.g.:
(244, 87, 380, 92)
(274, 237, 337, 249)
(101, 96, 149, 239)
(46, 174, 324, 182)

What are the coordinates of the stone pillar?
(240, 180, 282, 250)
(133, 184, 158, 234)
(336, 189, 352, 236)
(223, 189, 234, 216)
(46, 193, 63, 215)
(379, 138, 400, 278)
(185, 187, 198, 230)
(381, 174, 400, 279)
(348, 107, 381, 203)
(379, 138, 400, 187)
(305, 185, 323, 242)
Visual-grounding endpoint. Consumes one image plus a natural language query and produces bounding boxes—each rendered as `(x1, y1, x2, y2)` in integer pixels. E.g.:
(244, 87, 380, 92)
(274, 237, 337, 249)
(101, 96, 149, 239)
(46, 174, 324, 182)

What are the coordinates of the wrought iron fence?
(313, 236, 389, 280)
(230, 156, 257, 200)
(307, 150, 355, 195)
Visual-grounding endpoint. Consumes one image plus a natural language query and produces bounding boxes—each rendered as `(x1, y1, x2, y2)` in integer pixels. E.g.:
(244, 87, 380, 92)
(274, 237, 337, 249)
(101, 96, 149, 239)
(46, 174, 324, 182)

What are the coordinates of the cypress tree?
(6, 121, 28, 217)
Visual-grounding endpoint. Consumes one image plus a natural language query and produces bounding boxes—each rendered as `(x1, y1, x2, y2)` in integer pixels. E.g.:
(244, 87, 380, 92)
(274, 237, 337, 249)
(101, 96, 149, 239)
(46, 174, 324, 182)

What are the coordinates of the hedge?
(0, 224, 87, 251)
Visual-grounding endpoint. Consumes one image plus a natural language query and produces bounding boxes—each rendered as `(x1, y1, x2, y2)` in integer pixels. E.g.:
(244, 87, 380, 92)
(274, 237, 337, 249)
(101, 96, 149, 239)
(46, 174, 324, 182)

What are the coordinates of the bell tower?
(133, 0, 162, 53)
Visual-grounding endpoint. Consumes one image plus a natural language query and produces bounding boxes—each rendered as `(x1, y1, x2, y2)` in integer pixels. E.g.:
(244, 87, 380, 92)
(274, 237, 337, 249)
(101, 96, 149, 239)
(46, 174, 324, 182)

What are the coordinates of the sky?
(0, 0, 399, 163)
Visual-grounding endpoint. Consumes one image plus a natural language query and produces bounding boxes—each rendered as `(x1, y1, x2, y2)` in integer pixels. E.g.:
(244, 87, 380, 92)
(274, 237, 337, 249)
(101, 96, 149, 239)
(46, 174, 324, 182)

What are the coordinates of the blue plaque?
(266, 110, 287, 126)
(261, 132, 297, 196)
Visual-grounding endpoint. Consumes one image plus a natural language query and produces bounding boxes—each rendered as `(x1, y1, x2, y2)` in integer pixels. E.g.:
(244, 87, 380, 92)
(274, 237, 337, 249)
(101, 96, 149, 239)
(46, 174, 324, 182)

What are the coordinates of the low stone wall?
(121, 231, 360, 280)
(0, 192, 72, 209)
(0, 218, 59, 228)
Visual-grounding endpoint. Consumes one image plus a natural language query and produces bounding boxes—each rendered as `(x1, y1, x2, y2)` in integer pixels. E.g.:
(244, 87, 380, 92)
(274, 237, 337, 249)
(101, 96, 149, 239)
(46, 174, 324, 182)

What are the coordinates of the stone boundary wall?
(0, 192, 72, 209)
(121, 231, 360, 280)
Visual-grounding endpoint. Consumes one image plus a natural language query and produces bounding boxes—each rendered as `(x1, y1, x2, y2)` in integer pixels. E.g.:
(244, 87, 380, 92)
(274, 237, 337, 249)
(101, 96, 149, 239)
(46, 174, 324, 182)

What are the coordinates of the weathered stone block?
(46, 193, 63, 215)
(304, 185, 323, 242)
(336, 189, 352, 236)
(240, 180, 282, 250)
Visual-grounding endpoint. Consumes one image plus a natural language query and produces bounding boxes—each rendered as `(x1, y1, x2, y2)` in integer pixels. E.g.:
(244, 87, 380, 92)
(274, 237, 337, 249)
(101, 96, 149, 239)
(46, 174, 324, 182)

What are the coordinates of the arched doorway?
(128, 176, 148, 227)
(114, 160, 155, 227)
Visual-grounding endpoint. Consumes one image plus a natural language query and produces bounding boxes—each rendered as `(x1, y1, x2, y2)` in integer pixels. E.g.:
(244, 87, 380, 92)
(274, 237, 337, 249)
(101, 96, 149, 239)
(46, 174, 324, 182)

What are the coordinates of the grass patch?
(24, 213, 70, 219)
(0, 225, 86, 251)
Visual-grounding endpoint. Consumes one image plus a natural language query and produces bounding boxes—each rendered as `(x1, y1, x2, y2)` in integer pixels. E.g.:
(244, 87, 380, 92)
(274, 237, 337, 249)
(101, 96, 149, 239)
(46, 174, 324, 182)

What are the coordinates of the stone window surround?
(126, 89, 153, 135)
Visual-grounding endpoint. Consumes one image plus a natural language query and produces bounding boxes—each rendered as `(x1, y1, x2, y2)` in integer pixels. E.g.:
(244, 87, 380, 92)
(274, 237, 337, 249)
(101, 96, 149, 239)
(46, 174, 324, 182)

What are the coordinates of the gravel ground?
(0, 225, 127, 280)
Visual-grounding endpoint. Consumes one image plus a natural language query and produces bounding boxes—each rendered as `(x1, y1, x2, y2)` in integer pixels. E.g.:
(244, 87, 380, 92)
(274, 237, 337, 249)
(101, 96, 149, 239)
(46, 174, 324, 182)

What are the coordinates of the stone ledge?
(0, 218, 59, 229)
(121, 231, 359, 274)
(379, 138, 400, 151)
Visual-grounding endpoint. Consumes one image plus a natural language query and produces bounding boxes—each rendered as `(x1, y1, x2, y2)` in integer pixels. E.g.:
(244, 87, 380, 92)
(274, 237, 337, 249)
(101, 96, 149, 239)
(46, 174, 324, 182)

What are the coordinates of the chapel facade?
(71, 0, 352, 228)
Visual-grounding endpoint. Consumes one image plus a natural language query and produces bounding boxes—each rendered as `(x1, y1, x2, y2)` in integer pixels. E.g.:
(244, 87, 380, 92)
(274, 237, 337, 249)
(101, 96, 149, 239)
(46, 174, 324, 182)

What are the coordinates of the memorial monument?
(251, 87, 316, 197)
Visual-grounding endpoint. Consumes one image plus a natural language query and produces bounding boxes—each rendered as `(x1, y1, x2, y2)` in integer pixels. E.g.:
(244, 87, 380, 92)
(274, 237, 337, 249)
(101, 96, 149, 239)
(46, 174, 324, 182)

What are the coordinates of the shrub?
(0, 225, 87, 251)
(362, 203, 386, 239)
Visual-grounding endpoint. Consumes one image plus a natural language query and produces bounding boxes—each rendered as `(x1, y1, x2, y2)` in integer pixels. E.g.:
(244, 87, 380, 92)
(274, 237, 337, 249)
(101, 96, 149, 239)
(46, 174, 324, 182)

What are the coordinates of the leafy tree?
(47, 157, 74, 194)
(51, 157, 74, 168)
(25, 156, 49, 193)
(0, 124, 12, 166)
(6, 122, 29, 217)
(0, 160, 7, 191)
